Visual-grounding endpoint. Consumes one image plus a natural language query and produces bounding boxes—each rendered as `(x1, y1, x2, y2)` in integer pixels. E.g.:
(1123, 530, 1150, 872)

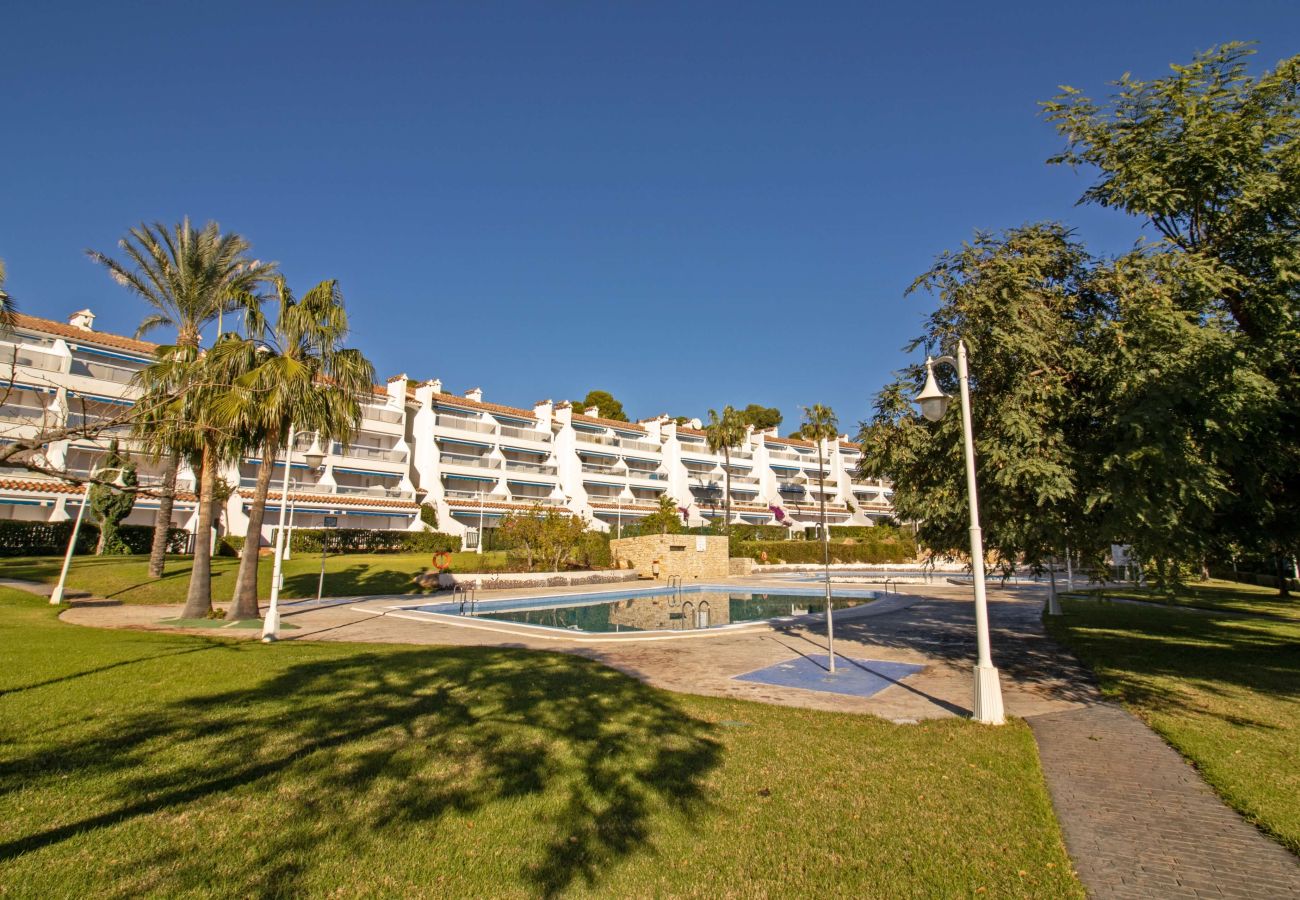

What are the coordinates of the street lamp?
(262, 426, 324, 642)
(915, 341, 1005, 725)
(50, 466, 130, 605)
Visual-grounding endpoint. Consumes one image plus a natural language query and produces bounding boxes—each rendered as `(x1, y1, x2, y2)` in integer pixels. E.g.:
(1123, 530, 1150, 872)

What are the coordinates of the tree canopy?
(572, 390, 628, 421)
(860, 44, 1300, 587)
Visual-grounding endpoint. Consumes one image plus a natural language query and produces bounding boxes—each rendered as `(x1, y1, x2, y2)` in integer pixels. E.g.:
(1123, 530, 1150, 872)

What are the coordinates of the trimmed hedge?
(733, 539, 914, 565)
(287, 528, 461, 555)
(0, 520, 188, 557)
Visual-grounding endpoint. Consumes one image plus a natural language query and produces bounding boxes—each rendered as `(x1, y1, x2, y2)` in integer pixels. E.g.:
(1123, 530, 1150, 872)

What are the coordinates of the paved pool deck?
(56, 576, 1094, 722)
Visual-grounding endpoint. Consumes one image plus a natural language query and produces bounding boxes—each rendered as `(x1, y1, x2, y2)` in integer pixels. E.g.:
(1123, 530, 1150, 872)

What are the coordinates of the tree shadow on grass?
(1047, 599, 1300, 727)
(0, 644, 721, 897)
(281, 562, 429, 600)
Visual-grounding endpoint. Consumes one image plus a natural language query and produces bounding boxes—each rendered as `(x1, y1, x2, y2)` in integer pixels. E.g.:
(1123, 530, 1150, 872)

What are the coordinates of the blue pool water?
(410, 585, 879, 634)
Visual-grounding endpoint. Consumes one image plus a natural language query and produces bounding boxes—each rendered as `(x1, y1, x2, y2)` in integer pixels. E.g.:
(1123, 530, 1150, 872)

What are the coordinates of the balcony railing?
(625, 468, 666, 481)
(576, 431, 617, 446)
(766, 449, 802, 462)
(505, 459, 557, 475)
(725, 474, 760, 485)
(508, 494, 564, 507)
(335, 443, 406, 463)
(581, 462, 621, 475)
(499, 423, 548, 442)
(616, 437, 659, 453)
(69, 358, 139, 385)
(440, 451, 500, 469)
(1, 345, 64, 373)
(0, 403, 54, 424)
(434, 414, 497, 435)
(363, 406, 404, 425)
(331, 482, 415, 500)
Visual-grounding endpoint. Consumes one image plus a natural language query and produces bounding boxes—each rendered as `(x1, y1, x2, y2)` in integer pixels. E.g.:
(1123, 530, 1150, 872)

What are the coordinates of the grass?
(0, 551, 512, 605)
(1048, 581, 1300, 854)
(0, 588, 1082, 897)
(1071, 578, 1300, 619)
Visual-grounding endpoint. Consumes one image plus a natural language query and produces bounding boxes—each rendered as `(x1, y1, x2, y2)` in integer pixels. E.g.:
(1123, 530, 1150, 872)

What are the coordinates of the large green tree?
(1045, 42, 1300, 587)
(858, 225, 1106, 570)
(211, 278, 375, 620)
(89, 219, 275, 579)
(572, 390, 628, 421)
(738, 404, 782, 431)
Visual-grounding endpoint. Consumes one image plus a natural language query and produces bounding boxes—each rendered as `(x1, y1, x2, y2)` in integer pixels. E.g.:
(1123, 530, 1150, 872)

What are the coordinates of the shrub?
(117, 525, 190, 555)
(733, 540, 914, 565)
(287, 528, 461, 555)
(829, 524, 904, 542)
(0, 520, 188, 557)
(216, 535, 245, 557)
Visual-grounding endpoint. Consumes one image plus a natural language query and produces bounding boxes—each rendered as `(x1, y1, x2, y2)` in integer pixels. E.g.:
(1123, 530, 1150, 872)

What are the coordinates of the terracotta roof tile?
(445, 498, 568, 511)
(0, 477, 195, 502)
(589, 500, 657, 510)
(676, 426, 707, 437)
(429, 393, 537, 421)
(571, 413, 646, 433)
(237, 489, 417, 510)
(764, 435, 815, 448)
(12, 313, 157, 357)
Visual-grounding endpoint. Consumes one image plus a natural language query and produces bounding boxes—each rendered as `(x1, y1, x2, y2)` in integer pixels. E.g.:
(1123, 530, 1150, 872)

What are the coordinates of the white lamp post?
(50, 466, 130, 605)
(262, 426, 323, 642)
(916, 341, 1005, 725)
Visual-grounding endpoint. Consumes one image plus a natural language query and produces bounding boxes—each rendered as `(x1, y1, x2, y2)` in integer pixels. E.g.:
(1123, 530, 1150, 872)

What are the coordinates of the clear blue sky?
(3, 2, 1296, 432)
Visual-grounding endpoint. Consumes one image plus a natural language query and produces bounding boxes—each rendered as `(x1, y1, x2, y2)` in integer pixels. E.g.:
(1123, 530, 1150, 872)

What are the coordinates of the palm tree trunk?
(723, 446, 732, 534)
(228, 442, 277, 620)
(147, 450, 180, 578)
(182, 443, 217, 619)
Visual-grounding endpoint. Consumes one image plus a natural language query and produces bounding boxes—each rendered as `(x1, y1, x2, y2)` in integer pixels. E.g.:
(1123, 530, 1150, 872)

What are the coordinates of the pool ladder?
(666, 575, 684, 604)
(881, 577, 898, 597)
(453, 586, 477, 615)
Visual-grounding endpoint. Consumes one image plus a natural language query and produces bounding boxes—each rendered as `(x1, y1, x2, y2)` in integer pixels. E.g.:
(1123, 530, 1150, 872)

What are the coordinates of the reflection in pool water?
(473, 591, 875, 633)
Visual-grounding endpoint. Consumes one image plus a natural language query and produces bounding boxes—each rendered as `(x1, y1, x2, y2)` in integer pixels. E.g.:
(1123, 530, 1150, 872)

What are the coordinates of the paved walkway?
(1031, 704, 1300, 898)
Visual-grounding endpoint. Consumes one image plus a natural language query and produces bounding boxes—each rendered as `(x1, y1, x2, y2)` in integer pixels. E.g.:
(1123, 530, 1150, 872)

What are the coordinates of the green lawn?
(1049, 583, 1300, 854)
(0, 551, 512, 605)
(1071, 578, 1300, 619)
(0, 589, 1082, 897)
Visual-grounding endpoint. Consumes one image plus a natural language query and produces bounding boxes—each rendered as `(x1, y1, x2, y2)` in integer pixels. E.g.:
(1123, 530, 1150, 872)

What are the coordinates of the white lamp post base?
(261, 609, 280, 643)
(1046, 590, 1063, 616)
(973, 664, 1005, 725)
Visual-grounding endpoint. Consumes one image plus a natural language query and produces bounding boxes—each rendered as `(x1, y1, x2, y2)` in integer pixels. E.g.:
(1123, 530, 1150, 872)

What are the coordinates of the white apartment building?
(0, 309, 893, 545)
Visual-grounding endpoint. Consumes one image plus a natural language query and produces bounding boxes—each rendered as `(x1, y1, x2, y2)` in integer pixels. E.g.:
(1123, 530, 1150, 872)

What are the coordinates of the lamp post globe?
(916, 357, 951, 422)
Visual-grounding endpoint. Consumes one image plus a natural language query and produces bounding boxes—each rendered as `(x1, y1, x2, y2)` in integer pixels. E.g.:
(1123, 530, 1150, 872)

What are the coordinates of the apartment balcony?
(508, 494, 565, 507)
(434, 414, 498, 435)
(624, 468, 666, 482)
(766, 449, 803, 463)
(439, 451, 501, 470)
(616, 437, 660, 453)
(580, 462, 621, 475)
(499, 423, 550, 443)
(504, 458, 557, 476)
(1, 343, 64, 373)
(362, 406, 404, 426)
(333, 442, 406, 464)
(725, 474, 760, 486)
(68, 357, 139, 385)
(576, 431, 618, 447)
(0, 402, 54, 426)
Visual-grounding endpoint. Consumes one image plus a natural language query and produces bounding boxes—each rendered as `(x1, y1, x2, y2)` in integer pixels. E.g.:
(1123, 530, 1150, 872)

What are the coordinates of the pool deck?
(56, 575, 1095, 722)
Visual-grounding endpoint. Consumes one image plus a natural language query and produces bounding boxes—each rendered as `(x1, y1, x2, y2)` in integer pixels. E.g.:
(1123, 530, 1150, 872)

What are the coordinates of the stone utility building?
(0, 309, 894, 546)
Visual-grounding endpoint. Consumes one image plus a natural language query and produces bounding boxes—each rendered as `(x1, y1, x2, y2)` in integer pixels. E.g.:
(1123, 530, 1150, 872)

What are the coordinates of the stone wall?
(609, 534, 730, 580)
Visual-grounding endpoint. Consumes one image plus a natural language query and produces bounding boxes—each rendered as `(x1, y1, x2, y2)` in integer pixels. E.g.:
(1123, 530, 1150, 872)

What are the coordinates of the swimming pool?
(408, 585, 880, 634)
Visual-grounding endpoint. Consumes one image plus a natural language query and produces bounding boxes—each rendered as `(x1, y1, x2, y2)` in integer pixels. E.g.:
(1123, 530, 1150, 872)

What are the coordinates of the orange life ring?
(760, 551, 769, 563)
(433, 551, 452, 571)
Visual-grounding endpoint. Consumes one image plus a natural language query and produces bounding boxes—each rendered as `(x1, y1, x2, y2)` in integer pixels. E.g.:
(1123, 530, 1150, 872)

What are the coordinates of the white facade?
(0, 309, 894, 543)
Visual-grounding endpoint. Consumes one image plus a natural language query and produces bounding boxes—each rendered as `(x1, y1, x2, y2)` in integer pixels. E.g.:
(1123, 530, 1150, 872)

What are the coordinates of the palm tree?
(88, 219, 275, 578)
(801, 403, 840, 671)
(211, 278, 375, 620)
(705, 405, 747, 533)
(136, 334, 251, 619)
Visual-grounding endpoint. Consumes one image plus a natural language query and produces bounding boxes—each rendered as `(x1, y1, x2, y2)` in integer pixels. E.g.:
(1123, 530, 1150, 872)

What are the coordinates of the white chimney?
(68, 309, 95, 331)
(464, 387, 483, 403)
(425, 378, 442, 394)
(584, 406, 599, 417)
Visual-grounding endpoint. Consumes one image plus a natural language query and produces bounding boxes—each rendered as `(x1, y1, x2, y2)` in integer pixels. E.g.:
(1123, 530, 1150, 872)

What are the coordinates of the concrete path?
(1030, 704, 1300, 899)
